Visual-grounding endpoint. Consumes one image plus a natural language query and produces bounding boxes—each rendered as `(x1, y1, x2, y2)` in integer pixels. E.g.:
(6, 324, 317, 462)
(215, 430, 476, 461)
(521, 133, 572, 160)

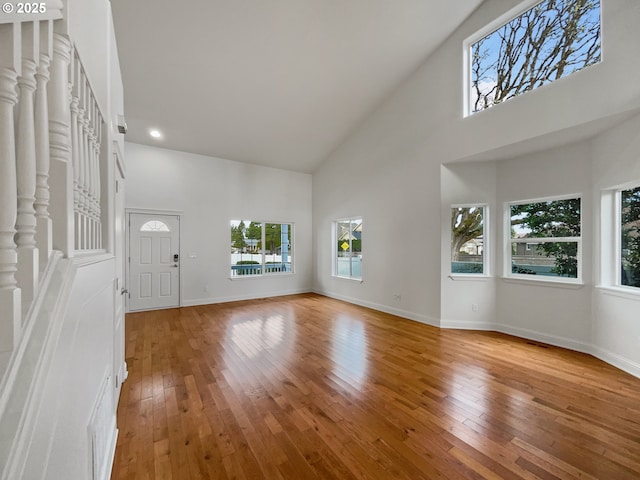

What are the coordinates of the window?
(451, 206, 486, 275)
(334, 218, 362, 280)
(230, 220, 293, 277)
(468, 0, 601, 114)
(620, 186, 640, 288)
(140, 220, 170, 232)
(508, 196, 581, 281)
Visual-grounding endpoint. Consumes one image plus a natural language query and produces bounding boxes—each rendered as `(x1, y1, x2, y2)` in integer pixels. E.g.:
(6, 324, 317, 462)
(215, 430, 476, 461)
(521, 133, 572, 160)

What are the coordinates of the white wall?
(312, 0, 640, 375)
(591, 113, 640, 376)
(125, 142, 313, 306)
(440, 162, 497, 329)
(494, 142, 594, 350)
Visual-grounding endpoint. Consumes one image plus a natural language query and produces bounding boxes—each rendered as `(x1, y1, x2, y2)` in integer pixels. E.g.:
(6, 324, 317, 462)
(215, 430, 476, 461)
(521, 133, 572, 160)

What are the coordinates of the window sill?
(229, 273, 295, 281)
(448, 274, 491, 282)
(500, 276, 585, 289)
(332, 275, 363, 284)
(595, 285, 640, 301)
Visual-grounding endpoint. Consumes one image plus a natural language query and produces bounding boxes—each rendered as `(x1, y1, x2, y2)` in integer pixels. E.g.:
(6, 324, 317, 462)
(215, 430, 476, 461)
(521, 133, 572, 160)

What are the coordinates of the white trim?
(595, 285, 640, 301)
(500, 276, 585, 288)
(125, 207, 183, 216)
(617, 184, 640, 288)
(182, 288, 312, 307)
(590, 345, 640, 379)
(462, 0, 601, 116)
(450, 204, 488, 276)
(229, 272, 296, 281)
(448, 274, 491, 282)
(505, 195, 583, 283)
(314, 289, 439, 328)
(332, 275, 364, 284)
(229, 219, 295, 277)
(126, 211, 182, 312)
(332, 216, 363, 281)
(314, 291, 639, 379)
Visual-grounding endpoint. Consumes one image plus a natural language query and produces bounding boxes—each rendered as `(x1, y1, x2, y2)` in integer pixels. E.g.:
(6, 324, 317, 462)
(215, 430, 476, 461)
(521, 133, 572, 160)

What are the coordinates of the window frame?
(505, 194, 583, 285)
(333, 217, 363, 281)
(615, 183, 640, 290)
(450, 204, 489, 278)
(463, 0, 602, 117)
(229, 219, 294, 278)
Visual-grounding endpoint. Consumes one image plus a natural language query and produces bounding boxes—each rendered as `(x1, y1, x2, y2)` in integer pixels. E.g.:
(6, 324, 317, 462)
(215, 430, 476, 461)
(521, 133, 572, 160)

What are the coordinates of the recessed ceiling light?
(149, 129, 162, 139)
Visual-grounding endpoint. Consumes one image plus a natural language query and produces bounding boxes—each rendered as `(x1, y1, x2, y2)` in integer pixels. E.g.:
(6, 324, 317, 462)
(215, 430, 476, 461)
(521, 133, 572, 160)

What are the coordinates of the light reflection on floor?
(330, 315, 368, 391)
(224, 310, 297, 371)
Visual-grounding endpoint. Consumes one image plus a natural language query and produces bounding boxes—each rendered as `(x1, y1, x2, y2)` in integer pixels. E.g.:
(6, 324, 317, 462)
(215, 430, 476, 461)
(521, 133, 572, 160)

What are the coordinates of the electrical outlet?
(204, 285, 209, 293)
(472, 303, 479, 312)
(393, 293, 401, 302)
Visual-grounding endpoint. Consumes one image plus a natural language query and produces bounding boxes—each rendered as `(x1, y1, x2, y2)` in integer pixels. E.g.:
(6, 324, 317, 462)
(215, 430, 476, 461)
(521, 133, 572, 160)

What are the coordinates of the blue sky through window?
(471, 0, 601, 113)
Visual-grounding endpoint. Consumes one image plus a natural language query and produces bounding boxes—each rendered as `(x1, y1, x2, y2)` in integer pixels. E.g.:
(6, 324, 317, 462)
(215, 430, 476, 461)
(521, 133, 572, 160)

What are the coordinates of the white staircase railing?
(0, 14, 105, 383)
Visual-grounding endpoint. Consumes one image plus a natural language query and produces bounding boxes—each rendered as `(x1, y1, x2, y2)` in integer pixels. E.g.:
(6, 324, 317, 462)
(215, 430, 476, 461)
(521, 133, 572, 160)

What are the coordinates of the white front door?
(128, 213, 180, 311)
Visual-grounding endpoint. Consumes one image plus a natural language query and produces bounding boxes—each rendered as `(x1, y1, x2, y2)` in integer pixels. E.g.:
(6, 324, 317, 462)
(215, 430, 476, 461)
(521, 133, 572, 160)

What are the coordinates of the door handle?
(121, 288, 128, 295)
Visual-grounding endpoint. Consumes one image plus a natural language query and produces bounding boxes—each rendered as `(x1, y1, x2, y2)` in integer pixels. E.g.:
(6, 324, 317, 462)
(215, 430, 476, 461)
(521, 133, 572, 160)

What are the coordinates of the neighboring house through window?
(508, 196, 582, 282)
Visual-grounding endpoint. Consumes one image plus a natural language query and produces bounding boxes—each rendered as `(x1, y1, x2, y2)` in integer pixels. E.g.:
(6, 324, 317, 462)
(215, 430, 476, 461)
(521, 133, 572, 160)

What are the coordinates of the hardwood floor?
(111, 293, 640, 479)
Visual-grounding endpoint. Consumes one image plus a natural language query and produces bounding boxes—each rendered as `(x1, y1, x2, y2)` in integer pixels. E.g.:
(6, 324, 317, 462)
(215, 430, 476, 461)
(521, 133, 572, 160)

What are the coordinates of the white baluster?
(0, 63, 22, 353)
(70, 53, 80, 250)
(48, 32, 74, 258)
(94, 109, 102, 249)
(88, 102, 98, 249)
(34, 21, 52, 271)
(79, 77, 89, 250)
(15, 45, 39, 306)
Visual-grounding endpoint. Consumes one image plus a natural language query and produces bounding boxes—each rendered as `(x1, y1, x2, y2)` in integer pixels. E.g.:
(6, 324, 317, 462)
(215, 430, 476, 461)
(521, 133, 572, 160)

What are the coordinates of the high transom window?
(469, 0, 601, 114)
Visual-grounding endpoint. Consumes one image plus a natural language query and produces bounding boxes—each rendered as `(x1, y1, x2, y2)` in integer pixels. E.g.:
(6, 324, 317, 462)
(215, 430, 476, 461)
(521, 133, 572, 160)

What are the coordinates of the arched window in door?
(139, 220, 170, 232)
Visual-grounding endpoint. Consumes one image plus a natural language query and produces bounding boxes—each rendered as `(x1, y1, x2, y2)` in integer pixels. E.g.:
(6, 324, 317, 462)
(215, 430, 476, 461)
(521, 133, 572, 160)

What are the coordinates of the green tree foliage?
(472, 0, 601, 113)
(246, 222, 262, 251)
(451, 207, 483, 261)
(621, 187, 640, 287)
(511, 198, 580, 277)
(231, 220, 246, 251)
(265, 223, 289, 254)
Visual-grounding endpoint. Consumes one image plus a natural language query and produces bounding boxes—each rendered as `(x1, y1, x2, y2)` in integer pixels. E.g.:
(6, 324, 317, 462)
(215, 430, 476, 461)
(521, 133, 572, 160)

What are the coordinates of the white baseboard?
(320, 295, 639, 380)
(590, 345, 640, 379)
(182, 288, 313, 307)
(314, 289, 440, 327)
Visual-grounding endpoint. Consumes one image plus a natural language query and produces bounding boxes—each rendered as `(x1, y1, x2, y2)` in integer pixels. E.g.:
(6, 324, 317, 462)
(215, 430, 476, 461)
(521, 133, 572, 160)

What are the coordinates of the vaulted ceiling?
(110, 0, 484, 173)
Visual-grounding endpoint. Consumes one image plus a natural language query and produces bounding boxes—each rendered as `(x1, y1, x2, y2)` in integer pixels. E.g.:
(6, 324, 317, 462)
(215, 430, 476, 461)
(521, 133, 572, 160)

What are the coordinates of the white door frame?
(125, 208, 183, 312)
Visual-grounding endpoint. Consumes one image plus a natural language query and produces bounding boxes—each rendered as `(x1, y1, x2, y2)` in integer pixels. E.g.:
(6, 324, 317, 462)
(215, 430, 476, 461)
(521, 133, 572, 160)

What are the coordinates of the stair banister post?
(35, 20, 53, 271)
(69, 51, 80, 250)
(0, 23, 22, 354)
(48, 29, 73, 258)
(15, 22, 40, 307)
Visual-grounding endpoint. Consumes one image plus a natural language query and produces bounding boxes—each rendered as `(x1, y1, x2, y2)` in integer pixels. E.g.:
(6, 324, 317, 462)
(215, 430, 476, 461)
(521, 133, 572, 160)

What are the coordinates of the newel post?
(47, 31, 73, 258)
(0, 23, 22, 353)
